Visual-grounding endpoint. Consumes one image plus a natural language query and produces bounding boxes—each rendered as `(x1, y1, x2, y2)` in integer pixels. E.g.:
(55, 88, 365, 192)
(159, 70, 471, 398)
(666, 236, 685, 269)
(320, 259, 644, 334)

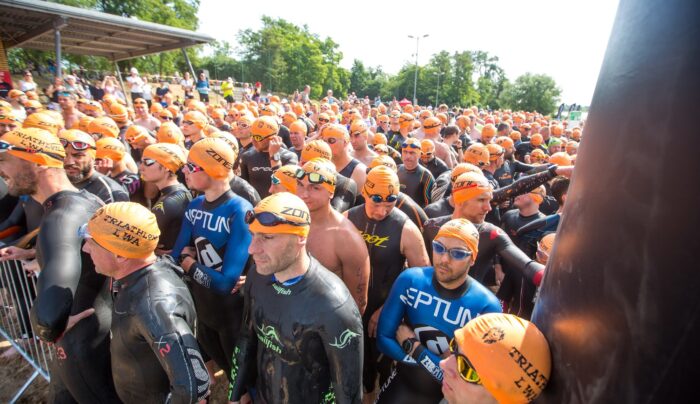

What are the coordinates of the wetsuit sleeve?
(138, 310, 209, 403)
(513, 160, 550, 174)
(169, 204, 194, 262)
(188, 206, 252, 294)
(376, 272, 414, 363)
(492, 165, 557, 205)
(423, 173, 435, 206)
(320, 298, 364, 403)
(239, 154, 250, 182)
(29, 207, 84, 342)
(228, 274, 257, 401)
(490, 225, 545, 286)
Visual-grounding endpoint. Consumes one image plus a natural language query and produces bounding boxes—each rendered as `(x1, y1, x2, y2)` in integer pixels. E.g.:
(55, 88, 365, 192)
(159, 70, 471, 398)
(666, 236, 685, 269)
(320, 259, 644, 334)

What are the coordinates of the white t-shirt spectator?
(127, 75, 144, 94)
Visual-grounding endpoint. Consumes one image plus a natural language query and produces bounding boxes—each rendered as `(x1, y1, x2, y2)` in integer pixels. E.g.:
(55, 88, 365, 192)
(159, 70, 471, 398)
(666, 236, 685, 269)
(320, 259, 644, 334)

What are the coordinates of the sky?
(196, 0, 620, 105)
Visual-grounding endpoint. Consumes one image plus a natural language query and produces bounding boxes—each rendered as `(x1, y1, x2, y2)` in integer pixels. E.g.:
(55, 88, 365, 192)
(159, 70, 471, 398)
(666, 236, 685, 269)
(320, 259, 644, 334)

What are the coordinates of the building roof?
(0, 0, 213, 61)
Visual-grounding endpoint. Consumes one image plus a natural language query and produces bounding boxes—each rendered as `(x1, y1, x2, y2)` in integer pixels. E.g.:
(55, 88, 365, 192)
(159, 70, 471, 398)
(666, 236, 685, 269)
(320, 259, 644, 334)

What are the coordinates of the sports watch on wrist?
(402, 337, 419, 354)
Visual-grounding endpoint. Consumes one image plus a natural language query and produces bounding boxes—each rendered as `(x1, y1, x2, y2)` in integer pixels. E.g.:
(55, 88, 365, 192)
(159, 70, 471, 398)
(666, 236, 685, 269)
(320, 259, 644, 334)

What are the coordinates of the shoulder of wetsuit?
(279, 148, 298, 165)
(93, 172, 130, 202)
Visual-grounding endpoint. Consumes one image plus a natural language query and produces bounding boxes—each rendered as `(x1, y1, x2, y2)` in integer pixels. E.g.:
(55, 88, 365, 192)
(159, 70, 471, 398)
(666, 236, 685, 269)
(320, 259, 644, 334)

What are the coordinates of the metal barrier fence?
(0, 258, 52, 403)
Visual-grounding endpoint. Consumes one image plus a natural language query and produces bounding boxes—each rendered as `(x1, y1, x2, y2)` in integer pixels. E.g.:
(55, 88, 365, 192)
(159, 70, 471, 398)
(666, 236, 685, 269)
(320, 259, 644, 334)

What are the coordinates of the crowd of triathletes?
(0, 67, 579, 403)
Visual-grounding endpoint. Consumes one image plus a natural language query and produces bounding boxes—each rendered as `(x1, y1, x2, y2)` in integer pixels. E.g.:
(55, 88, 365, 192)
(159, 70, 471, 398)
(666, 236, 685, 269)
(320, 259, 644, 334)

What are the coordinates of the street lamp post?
(408, 34, 428, 105)
(435, 71, 444, 107)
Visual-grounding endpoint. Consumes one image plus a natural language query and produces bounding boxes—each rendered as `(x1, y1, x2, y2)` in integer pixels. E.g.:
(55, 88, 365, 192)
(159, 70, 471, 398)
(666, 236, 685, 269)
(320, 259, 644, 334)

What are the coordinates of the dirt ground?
(0, 348, 49, 403)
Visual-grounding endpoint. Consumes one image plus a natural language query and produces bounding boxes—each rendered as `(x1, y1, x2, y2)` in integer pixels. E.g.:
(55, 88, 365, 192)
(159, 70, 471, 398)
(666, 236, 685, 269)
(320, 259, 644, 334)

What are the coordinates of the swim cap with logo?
(548, 151, 572, 167)
(435, 218, 479, 261)
(271, 164, 300, 194)
(299, 158, 336, 194)
(23, 111, 64, 135)
(87, 116, 119, 138)
(188, 137, 234, 180)
(449, 163, 483, 184)
(84, 202, 160, 258)
(486, 144, 504, 162)
(320, 124, 349, 142)
(301, 139, 332, 163)
(1, 128, 65, 168)
(464, 143, 490, 167)
(183, 111, 208, 131)
(362, 166, 400, 200)
(248, 192, 310, 237)
(125, 125, 150, 145)
(251, 116, 279, 139)
(452, 172, 492, 204)
(454, 313, 551, 403)
(157, 121, 185, 145)
(142, 143, 186, 173)
(368, 155, 398, 172)
(96, 137, 126, 161)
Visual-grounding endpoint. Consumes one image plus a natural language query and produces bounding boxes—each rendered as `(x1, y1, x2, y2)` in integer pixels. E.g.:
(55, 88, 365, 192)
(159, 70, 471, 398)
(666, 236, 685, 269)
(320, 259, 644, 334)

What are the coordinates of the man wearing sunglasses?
(423, 172, 547, 291)
(441, 313, 551, 403)
(375, 218, 501, 403)
(419, 139, 449, 180)
(388, 112, 415, 152)
(349, 120, 379, 167)
(0, 128, 120, 402)
(321, 123, 367, 192)
(132, 98, 160, 132)
(170, 137, 253, 386)
(180, 110, 208, 148)
(345, 165, 430, 396)
(240, 116, 298, 198)
(398, 137, 435, 209)
(232, 114, 254, 171)
(229, 192, 363, 404)
(300, 139, 358, 213)
(60, 129, 130, 204)
(139, 143, 191, 254)
(295, 158, 370, 314)
(423, 116, 457, 169)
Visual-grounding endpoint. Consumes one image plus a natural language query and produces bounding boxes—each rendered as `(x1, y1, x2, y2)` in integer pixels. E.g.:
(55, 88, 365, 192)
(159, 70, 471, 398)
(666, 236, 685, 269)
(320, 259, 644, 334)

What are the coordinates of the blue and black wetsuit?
(375, 267, 501, 403)
(171, 189, 253, 381)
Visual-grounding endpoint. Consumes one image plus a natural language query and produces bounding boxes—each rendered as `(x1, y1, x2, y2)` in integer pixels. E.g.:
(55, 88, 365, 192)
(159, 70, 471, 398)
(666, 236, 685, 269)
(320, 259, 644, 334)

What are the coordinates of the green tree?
(498, 73, 562, 114)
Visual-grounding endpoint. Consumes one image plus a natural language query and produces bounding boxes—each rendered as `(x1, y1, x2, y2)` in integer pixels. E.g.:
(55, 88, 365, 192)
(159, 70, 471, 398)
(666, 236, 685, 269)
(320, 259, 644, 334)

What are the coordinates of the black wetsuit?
(494, 158, 545, 187)
(338, 158, 361, 179)
(423, 217, 543, 288)
(482, 170, 502, 225)
(233, 142, 253, 172)
(398, 164, 434, 208)
(430, 170, 452, 202)
(424, 197, 453, 219)
(333, 174, 358, 213)
(420, 156, 449, 180)
(514, 142, 547, 162)
(111, 259, 209, 403)
(152, 183, 192, 252)
(396, 192, 429, 232)
(498, 209, 545, 319)
(387, 132, 407, 152)
(75, 171, 130, 204)
(239, 148, 298, 198)
(228, 257, 363, 404)
(112, 169, 147, 206)
(30, 190, 120, 403)
(346, 206, 410, 392)
(229, 175, 261, 206)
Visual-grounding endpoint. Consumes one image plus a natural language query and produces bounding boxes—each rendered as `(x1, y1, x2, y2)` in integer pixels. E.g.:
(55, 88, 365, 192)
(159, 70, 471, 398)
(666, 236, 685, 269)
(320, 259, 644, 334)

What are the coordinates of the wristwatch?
(270, 152, 281, 162)
(402, 337, 419, 355)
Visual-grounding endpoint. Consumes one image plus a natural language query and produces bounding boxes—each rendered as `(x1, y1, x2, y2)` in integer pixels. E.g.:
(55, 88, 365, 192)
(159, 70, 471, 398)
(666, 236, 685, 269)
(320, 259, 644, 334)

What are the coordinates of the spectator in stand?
(141, 76, 154, 107)
(102, 75, 119, 98)
(89, 79, 105, 101)
(196, 72, 210, 104)
(18, 71, 37, 92)
(180, 71, 194, 99)
(155, 77, 170, 106)
(126, 68, 145, 102)
(221, 77, 234, 107)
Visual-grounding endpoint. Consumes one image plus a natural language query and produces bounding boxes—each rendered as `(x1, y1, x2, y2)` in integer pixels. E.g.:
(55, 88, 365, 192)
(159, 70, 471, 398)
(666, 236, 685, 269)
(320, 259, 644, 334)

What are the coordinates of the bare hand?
(0, 246, 36, 262)
(267, 136, 283, 156)
(494, 263, 505, 285)
(64, 308, 95, 334)
(395, 323, 416, 343)
(229, 392, 252, 404)
(368, 306, 382, 338)
(231, 276, 246, 294)
(22, 259, 40, 275)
